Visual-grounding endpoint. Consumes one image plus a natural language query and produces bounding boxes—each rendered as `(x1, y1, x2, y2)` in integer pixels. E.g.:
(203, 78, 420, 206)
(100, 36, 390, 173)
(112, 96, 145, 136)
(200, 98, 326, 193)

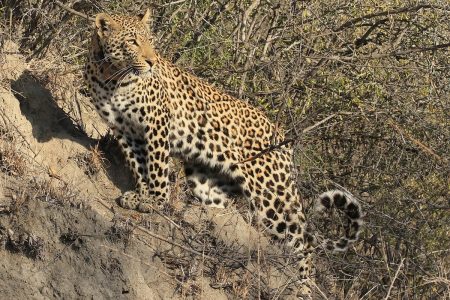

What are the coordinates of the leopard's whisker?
(105, 66, 132, 85)
(116, 68, 132, 87)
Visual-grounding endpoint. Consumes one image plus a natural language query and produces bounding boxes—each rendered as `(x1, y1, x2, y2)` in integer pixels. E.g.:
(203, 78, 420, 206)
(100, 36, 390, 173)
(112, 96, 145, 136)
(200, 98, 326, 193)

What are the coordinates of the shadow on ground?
(11, 70, 134, 194)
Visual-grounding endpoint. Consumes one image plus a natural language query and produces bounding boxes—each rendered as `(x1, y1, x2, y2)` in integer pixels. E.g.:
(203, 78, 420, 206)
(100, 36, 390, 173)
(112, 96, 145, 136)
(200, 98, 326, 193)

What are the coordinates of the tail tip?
(315, 189, 364, 252)
(315, 190, 361, 216)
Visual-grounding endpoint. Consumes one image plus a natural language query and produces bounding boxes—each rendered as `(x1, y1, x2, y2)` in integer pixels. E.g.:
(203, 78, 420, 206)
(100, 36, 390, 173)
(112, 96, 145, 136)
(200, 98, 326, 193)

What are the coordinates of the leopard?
(84, 9, 363, 296)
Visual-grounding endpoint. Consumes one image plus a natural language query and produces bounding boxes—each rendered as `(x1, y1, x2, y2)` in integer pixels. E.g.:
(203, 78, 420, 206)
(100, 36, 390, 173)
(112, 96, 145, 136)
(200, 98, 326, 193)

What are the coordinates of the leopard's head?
(94, 10, 157, 75)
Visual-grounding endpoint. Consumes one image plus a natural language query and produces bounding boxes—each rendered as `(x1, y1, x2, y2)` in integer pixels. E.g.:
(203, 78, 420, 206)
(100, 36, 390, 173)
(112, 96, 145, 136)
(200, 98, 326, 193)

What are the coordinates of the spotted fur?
(84, 10, 363, 296)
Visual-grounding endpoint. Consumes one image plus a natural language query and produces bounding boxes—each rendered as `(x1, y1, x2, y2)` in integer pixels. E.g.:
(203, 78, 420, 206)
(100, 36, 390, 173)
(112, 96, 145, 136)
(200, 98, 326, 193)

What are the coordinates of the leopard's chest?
(86, 71, 159, 132)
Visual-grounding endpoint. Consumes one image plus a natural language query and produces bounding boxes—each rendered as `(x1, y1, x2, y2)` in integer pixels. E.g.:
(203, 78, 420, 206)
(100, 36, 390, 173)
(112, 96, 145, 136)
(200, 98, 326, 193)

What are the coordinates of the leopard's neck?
(153, 56, 235, 105)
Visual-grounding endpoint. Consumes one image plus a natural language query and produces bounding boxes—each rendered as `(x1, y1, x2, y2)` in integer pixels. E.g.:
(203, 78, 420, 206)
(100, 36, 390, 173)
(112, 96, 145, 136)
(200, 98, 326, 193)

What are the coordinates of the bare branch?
(54, 0, 94, 22)
(234, 114, 336, 165)
(317, 42, 450, 61)
(335, 4, 446, 31)
(171, 0, 230, 62)
(388, 119, 447, 164)
(384, 258, 405, 300)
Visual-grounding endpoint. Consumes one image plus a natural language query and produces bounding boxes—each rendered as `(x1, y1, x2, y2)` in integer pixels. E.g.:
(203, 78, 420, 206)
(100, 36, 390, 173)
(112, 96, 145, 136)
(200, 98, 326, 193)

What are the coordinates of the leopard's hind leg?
(184, 160, 242, 208)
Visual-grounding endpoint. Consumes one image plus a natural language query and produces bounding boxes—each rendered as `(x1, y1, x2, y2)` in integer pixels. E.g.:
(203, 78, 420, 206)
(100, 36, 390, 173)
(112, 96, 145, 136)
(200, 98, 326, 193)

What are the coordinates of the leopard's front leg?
(115, 114, 170, 213)
(115, 131, 150, 211)
(139, 115, 171, 213)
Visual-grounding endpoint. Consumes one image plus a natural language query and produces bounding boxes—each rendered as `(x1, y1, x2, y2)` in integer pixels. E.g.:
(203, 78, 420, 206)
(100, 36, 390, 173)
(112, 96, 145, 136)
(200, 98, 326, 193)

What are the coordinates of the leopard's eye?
(126, 39, 139, 46)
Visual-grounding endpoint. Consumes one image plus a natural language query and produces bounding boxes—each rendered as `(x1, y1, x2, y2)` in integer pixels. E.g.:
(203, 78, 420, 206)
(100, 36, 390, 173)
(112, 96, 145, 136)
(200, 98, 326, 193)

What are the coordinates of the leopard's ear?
(139, 9, 152, 29)
(95, 13, 118, 37)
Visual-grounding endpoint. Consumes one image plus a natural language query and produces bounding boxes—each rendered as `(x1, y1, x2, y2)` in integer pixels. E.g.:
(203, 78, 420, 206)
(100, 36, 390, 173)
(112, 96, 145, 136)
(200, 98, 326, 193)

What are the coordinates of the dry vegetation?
(0, 0, 449, 299)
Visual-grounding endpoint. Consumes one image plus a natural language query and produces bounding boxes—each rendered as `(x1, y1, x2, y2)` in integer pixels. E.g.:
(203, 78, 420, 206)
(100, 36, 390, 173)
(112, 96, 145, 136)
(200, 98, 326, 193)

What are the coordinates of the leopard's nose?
(145, 59, 153, 67)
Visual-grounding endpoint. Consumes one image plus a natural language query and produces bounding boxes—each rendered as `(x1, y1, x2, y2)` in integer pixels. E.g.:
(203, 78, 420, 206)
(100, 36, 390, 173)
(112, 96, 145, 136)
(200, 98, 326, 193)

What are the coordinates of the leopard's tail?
(314, 190, 363, 252)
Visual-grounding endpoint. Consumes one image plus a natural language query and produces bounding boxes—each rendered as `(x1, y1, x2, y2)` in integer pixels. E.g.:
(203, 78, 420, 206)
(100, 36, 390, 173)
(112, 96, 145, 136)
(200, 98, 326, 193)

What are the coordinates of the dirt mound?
(0, 178, 173, 299)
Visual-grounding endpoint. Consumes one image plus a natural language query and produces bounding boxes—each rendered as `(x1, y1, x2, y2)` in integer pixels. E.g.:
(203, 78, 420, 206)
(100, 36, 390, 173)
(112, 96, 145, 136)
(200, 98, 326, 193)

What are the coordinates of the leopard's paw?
(137, 196, 165, 213)
(118, 191, 166, 213)
(117, 191, 141, 210)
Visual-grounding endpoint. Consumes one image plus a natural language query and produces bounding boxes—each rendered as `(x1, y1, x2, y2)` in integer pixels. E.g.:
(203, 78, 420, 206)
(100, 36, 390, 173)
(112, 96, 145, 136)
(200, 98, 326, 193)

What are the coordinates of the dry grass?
(31, 176, 84, 208)
(0, 137, 27, 177)
(1, 228, 44, 260)
(73, 144, 107, 177)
